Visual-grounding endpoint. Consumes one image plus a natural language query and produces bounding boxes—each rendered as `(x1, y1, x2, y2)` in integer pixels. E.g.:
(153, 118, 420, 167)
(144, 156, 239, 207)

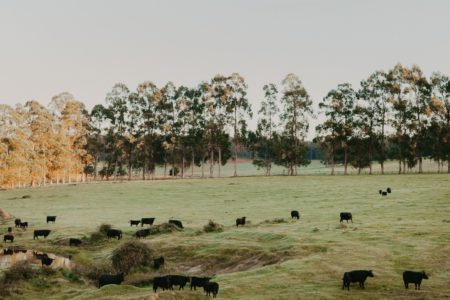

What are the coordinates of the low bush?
(3, 262, 36, 283)
(111, 241, 154, 273)
(203, 220, 224, 233)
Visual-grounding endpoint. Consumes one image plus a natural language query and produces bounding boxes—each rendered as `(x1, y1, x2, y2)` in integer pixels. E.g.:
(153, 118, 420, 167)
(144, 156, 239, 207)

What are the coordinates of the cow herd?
(1, 185, 431, 296)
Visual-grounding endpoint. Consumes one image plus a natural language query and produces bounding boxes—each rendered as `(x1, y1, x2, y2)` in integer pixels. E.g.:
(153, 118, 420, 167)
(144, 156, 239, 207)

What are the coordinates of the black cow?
(130, 220, 140, 227)
(387, 187, 392, 193)
(169, 220, 183, 228)
(46, 216, 56, 224)
(3, 234, 14, 243)
(378, 189, 382, 195)
(106, 229, 122, 240)
(170, 275, 190, 290)
(135, 229, 150, 239)
(33, 229, 51, 239)
(20, 222, 28, 229)
(7, 227, 12, 233)
(141, 218, 155, 227)
(69, 238, 82, 247)
(14, 248, 27, 254)
(190, 276, 211, 290)
(403, 270, 428, 290)
(236, 217, 246, 227)
(381, 191, 387, 196)
(153, 275, 172, 292)
(204, 281, 219, 298)
(153, 256, 165, 269)
(33, 251, 49, 260)
(340, 212, 353, 223)
(342, 270, 374, 290)
(3, 248, 13, 255)
(14, 219, 21, 228)
(99, 272, 124, 288)
(291, 210, 300, 219)
(41, 256, 54, 267)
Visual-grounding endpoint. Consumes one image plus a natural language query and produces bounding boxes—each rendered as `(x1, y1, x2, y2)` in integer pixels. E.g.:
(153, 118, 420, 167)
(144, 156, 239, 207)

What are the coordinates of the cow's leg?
(404, 282, 408, 289)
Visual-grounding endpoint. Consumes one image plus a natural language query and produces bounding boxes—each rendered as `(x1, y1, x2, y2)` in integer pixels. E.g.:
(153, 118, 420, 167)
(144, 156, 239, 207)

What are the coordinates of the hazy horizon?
(1, 0, 450, 139)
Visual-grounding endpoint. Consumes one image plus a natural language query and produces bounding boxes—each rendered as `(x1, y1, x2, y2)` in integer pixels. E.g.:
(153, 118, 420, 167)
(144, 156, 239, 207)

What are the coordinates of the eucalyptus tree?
(25, 101, 57, 186)
(225, 73, 252, 177)
(160, 82, 178, 177)
(430, 72, 450, 172)
(280, 74, 313, 175)
(317, 83, 356, 175)
(404, 65, 431, 173)
(358, 71, 390, 174)
(135, 81, 161, 179)
(252, 83, 279, 175)
(105, 83, 131, 179)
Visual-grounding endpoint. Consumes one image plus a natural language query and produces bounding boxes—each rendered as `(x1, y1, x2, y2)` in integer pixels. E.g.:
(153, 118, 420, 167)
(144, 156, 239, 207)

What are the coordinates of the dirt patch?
(0, 208, 13, 221)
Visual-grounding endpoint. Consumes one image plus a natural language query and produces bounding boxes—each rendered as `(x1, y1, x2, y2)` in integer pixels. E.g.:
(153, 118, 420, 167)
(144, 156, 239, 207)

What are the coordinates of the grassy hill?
(0, 174, 449, 299)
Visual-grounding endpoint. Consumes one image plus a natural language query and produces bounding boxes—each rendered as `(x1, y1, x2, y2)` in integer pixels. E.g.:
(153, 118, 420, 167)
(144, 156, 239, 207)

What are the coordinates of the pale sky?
(1, 0, 449, 139)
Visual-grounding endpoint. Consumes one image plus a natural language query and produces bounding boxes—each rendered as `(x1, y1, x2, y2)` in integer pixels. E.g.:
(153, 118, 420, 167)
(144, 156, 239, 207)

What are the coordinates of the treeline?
(0, 64, 449, 188)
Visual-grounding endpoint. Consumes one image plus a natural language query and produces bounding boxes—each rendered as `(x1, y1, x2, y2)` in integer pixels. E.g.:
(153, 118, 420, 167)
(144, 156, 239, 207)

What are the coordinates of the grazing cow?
(130, 220, 140, 227)
(403, 271, 428, 290)
(3, 248, 13, 255)
(153, 256, 165, 269)
(3, 234, 14, 243)
(387, 187, 392, 193)
(135, 229, 150, 239)
(169, 220, 183, 228)
(141, 218, 155, 227)
(204, 281, 219, 298)
(41, 256, 54, 267)
(170, 275, 190, 290)
(340, 212, 353, 223)
(99, 272, 124, 288)
(236, 217, 246, 227)
(46, 216, 56, 224)
(69, 238, 82, 247)
(381, 191, 387, 196)
(14, 219, 21, 228)
(291, 210, 300, 220)
(342, 270, 374, 290)
(33, 229, 51, 240)
(153, 275, 172, 292)
(20, 222, 28, 229)
(106, 229, 122, 240)
(190, 276, 211, 290)
(378, 189, 382, 195)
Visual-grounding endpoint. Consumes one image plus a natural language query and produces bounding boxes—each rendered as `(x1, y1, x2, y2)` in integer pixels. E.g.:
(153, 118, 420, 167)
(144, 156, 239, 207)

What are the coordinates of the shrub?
(203, 220, 224, 233)
(148, 223, 180, 235)
(88, 223, 112, 243)
(111, 241, 154, 273)
(73, 261, 114, 281)
(98, 224, 112, 235)
(3, 262, 36, 283)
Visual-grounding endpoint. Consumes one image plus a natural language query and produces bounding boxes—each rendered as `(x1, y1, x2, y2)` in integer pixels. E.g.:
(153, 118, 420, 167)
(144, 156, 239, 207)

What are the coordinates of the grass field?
(1, 174, 450, 299)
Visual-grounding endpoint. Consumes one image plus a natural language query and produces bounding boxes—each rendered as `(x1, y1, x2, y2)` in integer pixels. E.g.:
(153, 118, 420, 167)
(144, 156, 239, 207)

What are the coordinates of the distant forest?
(1, 63, 449, 188)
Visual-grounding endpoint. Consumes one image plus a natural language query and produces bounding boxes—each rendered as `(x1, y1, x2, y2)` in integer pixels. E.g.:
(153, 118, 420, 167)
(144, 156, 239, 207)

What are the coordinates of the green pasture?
(0, 174, 449, 299)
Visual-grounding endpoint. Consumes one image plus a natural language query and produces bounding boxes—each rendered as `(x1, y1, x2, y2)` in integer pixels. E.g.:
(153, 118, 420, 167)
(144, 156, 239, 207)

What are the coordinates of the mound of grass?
(203, 220, 224, 233)
(73, 261, 114, 282)
(148, 223, 181, 235)
(3, 261, 37, 283)
(260, 218, 288, 224)
(21, 195, 31, 199)
(88, 223, 112, 243)
(111, 241, 154, 273)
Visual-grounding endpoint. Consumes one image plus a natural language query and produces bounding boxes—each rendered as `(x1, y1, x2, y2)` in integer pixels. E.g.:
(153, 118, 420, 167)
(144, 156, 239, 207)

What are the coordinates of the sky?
(1, 0, 450, 139)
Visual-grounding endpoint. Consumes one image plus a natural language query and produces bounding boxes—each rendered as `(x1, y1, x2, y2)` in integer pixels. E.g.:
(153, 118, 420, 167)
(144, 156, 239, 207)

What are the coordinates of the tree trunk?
(201, 152, 205, 178)
(209, 147, 214, 178)
(331, 144, 335, 176)
(448, 156, 450, 173)
(398, 160, 401, 174)
(402, 160, 406, 174)
(218, 147, 222, 177)
(344, 147, 348, 175)
(381, 161, 384, 175)
(128, 160, 132, 181)
(418, 157, 423, 174)
(164, 163, 167, 178)
(191, 150, 195, 177)
(181, 155, 185, 179)
(93, 156, 98, 181)
(142, 160, 146, 180)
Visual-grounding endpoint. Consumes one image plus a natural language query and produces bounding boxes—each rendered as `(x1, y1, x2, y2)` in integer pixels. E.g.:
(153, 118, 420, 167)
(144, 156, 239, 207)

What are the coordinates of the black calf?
(69, 238, 82, 246)
(106, 229, 122, 240)
(130, 220, 140, 226)
(236, 217, 246, 227)
(190, 276, 211, 290)
(153, 256, 165, 269)
(204, 281, 219, 298)
(3, 234, 14, 243)
(340, 212, 352, 223)
(46, 216, 56, 224)
(14, 219, 21, 228)
(291, 210, 300, 219)
(99, 272, 124, 288)
(342, 270, 374, 290)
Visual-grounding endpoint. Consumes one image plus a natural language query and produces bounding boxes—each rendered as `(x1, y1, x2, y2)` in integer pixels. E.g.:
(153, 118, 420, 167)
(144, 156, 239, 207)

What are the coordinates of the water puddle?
(0, 247, 72, 269)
